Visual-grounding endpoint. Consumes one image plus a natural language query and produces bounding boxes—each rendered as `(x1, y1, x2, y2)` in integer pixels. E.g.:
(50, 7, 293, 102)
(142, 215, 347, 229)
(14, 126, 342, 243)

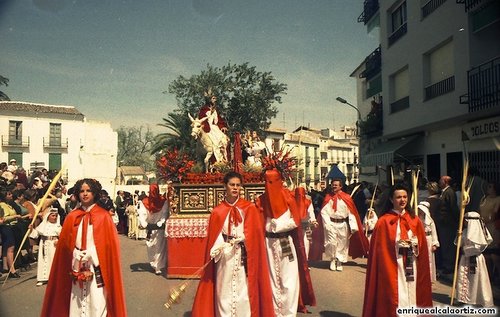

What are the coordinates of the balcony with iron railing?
(422, 0, 448, 18)
(1, 135, 30, 148)
(360, 46, 381, 80)
(390, 96, 410, 113)
(460, 56, 500, 112)
(43, 137, 69, 150)
(456, 0, 487, 12)
(360, 99, 383, 137)
(388, 23, 407, 46)
(424, 76, 455, 100)
(358, 0, 379, 24)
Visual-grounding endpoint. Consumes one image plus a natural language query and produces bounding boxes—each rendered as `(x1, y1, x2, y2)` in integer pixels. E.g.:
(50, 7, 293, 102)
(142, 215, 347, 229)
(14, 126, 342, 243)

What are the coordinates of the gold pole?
(164, 259, 212, 309)
(2, 166, 65, 287)
(365, 183, 378, 237)
(350, 183, 362, 198)
(390, 166, 394, 186)
(450, 161, 472, 305)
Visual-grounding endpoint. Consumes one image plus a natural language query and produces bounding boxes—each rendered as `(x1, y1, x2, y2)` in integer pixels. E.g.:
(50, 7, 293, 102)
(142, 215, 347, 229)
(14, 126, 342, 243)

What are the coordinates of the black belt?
(40, 235, 58, 241)
(221, 234, 247, 275)
(265, 231, 292, 239)
(367, 229, 374, 235)
(330, 217, 348, 223)
(425, 231, 432, 236)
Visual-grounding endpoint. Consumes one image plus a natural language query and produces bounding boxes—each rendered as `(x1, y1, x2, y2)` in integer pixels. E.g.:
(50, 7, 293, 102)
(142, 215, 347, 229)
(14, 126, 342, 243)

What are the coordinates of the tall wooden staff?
(410, 168, 420, 210)
(2, 167, 65, 286)
(365, 183, 378, 237)
(390, 166, 395, 186)
(450, 160, 473, 304)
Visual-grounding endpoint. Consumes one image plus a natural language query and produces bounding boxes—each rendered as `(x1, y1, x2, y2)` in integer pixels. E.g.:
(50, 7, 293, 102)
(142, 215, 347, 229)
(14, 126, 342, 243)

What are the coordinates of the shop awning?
(361, 135, 419, 167)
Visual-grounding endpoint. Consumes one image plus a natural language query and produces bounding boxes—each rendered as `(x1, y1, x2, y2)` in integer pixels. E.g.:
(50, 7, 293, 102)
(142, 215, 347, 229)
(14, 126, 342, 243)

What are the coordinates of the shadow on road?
(318, 310, 354, 317)
(308, 260, 367, 270)
(129, 262, 154, 273)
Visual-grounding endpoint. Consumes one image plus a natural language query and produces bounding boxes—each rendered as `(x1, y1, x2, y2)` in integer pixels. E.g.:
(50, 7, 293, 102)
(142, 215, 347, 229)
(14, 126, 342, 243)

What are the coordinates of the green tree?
(0, 75, 10, 101)
(150, 110, 196, 156)
(117, 125, 156, 172)
(167, 62, 287, 136)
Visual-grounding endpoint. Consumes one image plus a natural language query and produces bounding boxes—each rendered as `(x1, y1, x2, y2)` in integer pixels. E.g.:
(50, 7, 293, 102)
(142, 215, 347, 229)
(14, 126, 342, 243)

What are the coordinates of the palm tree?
(0, 75, 10, 101)
(151, 111, 196, 157)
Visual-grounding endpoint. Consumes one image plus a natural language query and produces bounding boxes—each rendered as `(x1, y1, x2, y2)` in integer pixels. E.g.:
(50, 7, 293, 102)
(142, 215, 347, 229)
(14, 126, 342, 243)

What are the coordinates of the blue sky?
(0, 0, 378, 133)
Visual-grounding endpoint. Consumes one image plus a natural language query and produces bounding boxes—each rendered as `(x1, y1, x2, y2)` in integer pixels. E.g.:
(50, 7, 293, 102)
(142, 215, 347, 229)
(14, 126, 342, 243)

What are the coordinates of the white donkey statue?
(188, 113, 229, 172)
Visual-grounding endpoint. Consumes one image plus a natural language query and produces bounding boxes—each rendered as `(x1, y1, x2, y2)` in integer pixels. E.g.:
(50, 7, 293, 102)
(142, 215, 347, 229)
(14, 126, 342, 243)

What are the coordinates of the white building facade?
(264, 126, 359, 187)
(0, 101, 118, 188)
(353, 0, 500, 185)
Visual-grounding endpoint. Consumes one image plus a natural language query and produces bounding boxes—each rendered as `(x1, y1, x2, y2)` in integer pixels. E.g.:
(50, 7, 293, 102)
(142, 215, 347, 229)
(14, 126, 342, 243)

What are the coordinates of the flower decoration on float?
(261, 145, 297, 180)
(156, 149, 195, 182)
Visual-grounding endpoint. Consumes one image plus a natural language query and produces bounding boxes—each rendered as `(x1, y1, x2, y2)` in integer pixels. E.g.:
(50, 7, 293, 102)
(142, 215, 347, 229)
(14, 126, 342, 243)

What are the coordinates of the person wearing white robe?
(456, 211, 494, 307)
(210, 201, 250, 316)
(136, 200, 148, 239)
(417, 201, 439, 283)
(70, 203, 107, 316)
(29, 208, 61, 286)
(137, 197, 169, 274)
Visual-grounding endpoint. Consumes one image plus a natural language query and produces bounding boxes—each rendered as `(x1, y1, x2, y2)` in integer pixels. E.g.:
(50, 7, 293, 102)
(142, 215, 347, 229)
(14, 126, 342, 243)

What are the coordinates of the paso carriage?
(164, 115, 265, 278)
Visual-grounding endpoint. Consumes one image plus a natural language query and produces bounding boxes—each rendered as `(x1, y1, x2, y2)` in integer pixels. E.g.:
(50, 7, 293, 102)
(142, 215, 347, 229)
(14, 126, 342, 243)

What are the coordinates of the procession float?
(158, 114, 272, 278)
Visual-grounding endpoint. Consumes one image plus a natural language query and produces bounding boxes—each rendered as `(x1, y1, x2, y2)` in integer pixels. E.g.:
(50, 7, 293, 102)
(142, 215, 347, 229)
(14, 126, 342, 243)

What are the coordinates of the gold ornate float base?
(166, 182, 264, 278)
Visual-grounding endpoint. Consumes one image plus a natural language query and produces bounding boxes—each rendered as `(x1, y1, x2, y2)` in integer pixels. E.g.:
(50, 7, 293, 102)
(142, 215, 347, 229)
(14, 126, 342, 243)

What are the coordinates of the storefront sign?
(463, 116, 500, 140)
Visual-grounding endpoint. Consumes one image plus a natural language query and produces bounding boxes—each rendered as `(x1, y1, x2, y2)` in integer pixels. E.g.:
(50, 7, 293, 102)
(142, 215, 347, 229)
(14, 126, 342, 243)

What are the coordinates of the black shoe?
(8, 272, 21, 278)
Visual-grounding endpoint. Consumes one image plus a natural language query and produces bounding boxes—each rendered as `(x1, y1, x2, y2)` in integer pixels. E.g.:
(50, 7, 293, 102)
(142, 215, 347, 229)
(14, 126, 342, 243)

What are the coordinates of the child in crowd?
(29, 208, 61, 286)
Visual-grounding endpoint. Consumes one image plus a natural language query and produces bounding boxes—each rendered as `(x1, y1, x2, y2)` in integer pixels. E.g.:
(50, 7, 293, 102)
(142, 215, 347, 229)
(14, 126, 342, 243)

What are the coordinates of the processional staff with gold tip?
(164, 256, 212, 309)
(450, 160, 474, 305)
(365, 182, 378, 237)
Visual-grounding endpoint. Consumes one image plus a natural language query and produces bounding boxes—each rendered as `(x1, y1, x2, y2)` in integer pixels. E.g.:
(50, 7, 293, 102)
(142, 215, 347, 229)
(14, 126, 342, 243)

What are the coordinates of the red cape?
(198, 104, 227, 133)
(321, 191, 369, 259)
(362, 211, 433, 317)
(40, 205, 127, 317)
(290, 189, 317, 312)
(191, 199, 275, 317)
(256, 189, 317, 312)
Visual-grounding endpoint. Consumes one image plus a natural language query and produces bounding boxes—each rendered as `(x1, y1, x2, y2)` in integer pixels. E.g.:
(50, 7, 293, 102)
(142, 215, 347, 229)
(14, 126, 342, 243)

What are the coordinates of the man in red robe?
(192, 171, 275, 317)
(362, 183, 432, 317)
(40, 178, 126, 317)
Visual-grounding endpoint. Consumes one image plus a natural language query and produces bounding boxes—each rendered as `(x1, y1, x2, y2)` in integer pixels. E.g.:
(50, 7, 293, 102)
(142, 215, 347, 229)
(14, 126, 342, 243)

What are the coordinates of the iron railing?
(424, 76, 455, 100)
(467, 56, 500, 112)
(358, 0, 380, 24)
(390, 96, 410, 113)
(456, 0, 487, 12)
(360, 46, 381, 80)
(1, 135, 30, 147)
(388, 23, 407, 46)
(422, 0, 448, 18)
(43, 137, 69, 149)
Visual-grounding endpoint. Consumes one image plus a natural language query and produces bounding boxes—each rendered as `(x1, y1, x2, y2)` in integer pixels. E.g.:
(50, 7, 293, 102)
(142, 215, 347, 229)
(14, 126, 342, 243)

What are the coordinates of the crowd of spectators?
(0, 159, 68, 279)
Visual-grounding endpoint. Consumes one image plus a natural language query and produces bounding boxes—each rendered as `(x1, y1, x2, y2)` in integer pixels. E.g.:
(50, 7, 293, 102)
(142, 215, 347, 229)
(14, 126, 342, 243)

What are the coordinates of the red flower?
(156, 149, 195, 182)
(261, 146, 297, 180)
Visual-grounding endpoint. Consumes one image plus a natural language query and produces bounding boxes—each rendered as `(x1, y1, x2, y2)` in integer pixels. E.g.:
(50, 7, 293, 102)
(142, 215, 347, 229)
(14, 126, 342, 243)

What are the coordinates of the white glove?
(209, 242, 231, 262)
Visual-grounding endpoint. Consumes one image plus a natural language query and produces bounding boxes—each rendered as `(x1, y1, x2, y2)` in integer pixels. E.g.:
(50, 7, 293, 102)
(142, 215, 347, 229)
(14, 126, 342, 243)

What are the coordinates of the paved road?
(0, 234, 463, 316)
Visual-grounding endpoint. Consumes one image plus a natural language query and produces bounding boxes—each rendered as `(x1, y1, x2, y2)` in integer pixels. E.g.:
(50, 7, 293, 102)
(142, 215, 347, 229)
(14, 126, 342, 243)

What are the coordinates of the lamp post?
(336, 96, 361, 183)
(336, 97, 361, 137)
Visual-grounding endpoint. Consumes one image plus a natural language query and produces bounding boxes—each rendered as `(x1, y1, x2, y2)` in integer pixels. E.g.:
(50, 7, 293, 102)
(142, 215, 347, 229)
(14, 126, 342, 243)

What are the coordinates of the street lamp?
(336, 97, 361, 137)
